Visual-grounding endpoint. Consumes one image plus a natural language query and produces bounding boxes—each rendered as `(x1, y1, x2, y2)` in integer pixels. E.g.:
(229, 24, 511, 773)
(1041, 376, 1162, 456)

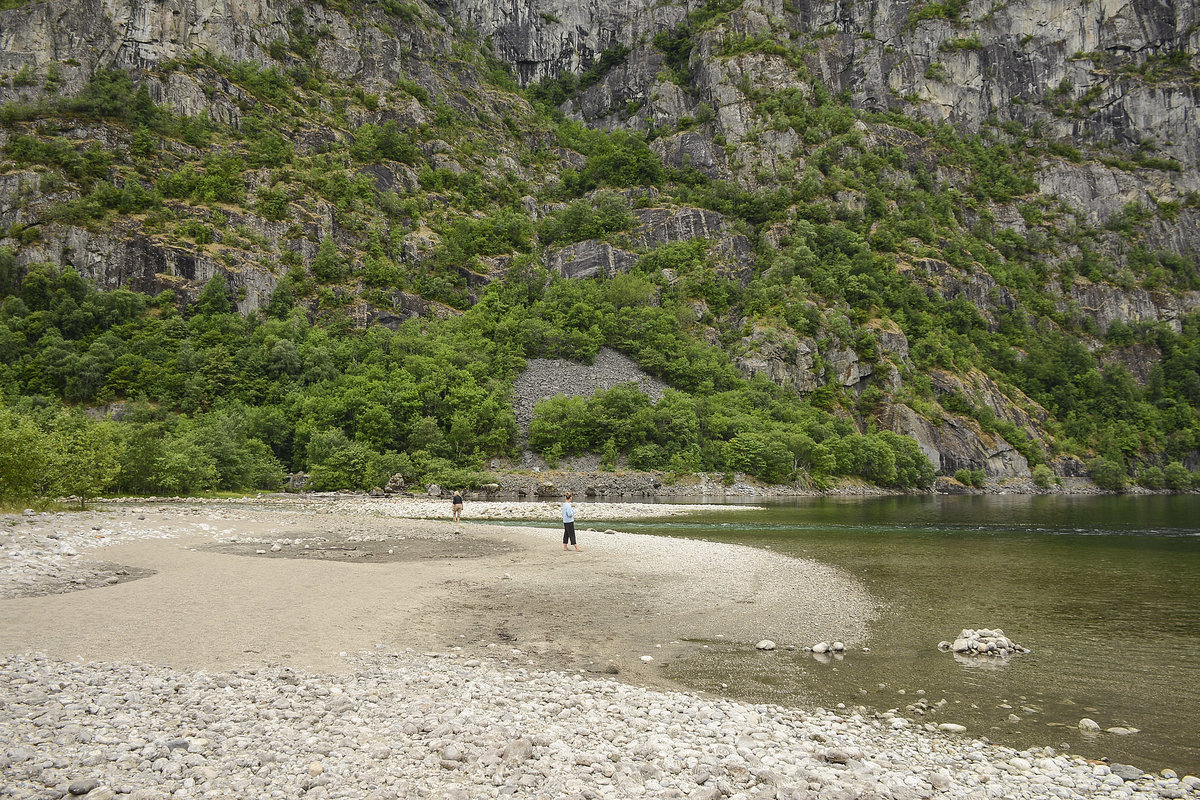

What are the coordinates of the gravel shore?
(2, 499, 1197, 799)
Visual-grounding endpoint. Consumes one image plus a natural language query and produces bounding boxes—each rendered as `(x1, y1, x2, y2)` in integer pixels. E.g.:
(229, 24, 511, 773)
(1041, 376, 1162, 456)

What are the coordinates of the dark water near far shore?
(600, 494, 1200, 776)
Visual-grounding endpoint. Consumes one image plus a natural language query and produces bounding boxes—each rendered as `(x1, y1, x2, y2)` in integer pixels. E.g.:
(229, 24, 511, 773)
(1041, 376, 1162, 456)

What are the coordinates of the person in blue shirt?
(562, 492, 580, 551)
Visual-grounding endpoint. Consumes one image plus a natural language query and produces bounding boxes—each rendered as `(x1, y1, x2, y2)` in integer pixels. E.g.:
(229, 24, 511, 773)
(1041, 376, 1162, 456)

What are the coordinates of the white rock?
(1078, 718, 1101, 732)
(755, 640, 776, 651)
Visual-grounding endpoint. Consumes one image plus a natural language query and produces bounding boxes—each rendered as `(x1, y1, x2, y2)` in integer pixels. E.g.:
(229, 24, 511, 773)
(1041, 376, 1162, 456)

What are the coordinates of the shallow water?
(603, 494, 1200, 775)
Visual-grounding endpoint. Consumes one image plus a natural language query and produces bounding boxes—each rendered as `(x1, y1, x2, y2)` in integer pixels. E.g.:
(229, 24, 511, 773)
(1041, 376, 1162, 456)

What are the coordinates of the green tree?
(1031, 463, 1054, 488)
(152, 436, 220, 494)
(195, 274, 232, 315)
(47, 414, 123, 507)
(1164, 462, 1193, 491)
(1139, 466, 1166, 489)
(1087, 457, 1127, 491)
(311, 237, 347, 282)
(306, 427, 390, 490)
(727, 432, 793, 483)
(0, 408, 48, 505)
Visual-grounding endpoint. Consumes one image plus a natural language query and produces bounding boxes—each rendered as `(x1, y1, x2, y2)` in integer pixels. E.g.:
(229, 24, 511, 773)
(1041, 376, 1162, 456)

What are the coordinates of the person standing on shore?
(562, 492, 580, 551)
(451, 489, 463, 523)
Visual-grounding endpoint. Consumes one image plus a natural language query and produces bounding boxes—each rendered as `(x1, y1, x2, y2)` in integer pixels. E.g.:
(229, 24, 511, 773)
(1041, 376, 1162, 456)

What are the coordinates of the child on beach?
(562, 492, 580, 551)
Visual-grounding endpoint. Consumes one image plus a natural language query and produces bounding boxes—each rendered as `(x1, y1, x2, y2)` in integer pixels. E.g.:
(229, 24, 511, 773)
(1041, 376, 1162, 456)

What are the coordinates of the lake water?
(602, 494, 1200, 775)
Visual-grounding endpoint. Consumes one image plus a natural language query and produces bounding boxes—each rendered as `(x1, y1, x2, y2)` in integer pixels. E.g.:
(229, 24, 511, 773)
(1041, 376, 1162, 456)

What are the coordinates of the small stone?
(1078, 717, 1101, 732)
(69, 778, 101, 795)
(755, 640, 776, 651)
(938, 723, 967, 733)
(307, 762, 323, 776)
(812, 642, 830, 654)
(501, 738, 534, 764)
(823, 748, 851, 764)
(929, 772, 952, 790)
(1111, 763, 1145, 781)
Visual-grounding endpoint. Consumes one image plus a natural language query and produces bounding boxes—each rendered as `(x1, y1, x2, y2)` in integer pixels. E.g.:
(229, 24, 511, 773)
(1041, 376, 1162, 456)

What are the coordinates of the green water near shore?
(609, 494, 1200, 776)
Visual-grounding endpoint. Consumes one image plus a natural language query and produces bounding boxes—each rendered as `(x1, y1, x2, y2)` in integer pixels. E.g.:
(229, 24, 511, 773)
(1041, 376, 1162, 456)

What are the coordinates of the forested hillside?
(0, 0, 1198, 503)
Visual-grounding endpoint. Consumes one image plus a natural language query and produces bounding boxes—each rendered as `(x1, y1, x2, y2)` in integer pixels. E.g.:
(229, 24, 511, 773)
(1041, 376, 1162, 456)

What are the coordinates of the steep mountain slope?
(1, 0, 1198, 497)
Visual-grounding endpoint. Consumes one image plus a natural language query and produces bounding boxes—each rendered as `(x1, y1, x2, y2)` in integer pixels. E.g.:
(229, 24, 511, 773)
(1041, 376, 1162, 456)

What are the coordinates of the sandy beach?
(0, 497, 873, 679)
(2, 497, 1196, 799)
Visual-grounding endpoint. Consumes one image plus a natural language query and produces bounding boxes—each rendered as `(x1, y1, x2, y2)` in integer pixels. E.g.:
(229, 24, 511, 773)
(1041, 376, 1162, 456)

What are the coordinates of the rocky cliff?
(2, 0, 1198, 482)
(457, 0, 1200, 259)
(456, 0, 1200, 162)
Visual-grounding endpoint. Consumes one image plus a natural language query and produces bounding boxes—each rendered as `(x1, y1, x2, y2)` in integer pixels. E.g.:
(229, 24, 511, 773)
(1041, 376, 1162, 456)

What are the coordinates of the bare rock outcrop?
(882, 403, 1030, 479)
(511, 347, 668, 435)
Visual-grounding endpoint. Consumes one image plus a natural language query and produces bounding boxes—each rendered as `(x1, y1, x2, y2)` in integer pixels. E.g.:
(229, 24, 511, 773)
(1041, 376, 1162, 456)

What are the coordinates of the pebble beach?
(2, 498, 1197, 800)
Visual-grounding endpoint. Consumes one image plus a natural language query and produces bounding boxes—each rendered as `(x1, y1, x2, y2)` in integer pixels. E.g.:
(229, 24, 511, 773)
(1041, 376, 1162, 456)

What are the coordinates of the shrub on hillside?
(1031, 463, 1053, 488)
(1087, 457, 1127, 491)
(1164, 462, 1193, 491)
(954, 468, 987, 488)
(1138, 466, 1166, 489)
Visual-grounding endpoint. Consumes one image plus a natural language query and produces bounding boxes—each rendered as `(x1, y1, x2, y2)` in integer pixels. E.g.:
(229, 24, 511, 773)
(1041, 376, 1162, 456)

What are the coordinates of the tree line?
(0, 255, 941, 505)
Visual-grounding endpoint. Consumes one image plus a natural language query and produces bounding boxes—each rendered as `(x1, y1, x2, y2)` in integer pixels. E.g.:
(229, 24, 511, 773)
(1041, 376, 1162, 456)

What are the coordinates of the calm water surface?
(600, 495, 1200, 775)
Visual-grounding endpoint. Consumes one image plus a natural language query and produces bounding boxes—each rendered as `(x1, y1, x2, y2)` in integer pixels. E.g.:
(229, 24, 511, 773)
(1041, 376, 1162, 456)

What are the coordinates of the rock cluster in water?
(939, 628, 1030, 656)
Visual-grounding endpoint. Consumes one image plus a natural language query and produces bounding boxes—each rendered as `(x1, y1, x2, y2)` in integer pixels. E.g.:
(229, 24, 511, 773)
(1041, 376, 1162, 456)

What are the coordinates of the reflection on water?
(606, 495, 1200, 775)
